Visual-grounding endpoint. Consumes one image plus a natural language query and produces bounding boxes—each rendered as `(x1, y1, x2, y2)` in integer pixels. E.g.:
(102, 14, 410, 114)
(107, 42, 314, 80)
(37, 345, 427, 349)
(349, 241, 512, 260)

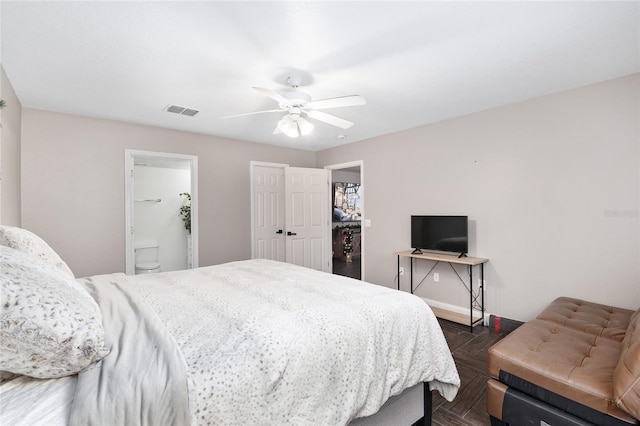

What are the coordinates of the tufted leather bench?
(487, 297, 640, 425)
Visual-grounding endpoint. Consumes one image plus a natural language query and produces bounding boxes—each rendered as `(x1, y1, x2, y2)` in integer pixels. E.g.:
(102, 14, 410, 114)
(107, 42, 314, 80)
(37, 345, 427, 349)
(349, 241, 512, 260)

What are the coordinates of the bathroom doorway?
(325, 161, 364, 281)
(124, 150, 198, 275)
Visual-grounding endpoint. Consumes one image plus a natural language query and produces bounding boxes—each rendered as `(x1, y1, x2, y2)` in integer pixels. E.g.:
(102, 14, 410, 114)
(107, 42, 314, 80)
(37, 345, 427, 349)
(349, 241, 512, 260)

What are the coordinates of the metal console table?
(395, 250, 488, 333)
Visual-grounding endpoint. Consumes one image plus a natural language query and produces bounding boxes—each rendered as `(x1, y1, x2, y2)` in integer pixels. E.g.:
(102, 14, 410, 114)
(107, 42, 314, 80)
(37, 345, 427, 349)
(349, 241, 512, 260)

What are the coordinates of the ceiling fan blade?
(306, 95, 366, 110)
(306, 110, 354, 129)
(220, 109, 282, 119)
(253, 87, 289, 104)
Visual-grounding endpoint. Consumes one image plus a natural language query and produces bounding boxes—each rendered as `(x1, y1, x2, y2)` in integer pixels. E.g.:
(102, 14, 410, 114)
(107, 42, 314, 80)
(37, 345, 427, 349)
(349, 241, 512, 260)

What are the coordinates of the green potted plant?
(179, 192, 191, 234)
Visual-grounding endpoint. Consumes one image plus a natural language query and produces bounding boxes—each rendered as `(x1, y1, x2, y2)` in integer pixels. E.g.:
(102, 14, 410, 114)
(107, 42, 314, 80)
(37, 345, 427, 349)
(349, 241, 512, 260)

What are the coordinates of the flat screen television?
(411, 215, 468, 256)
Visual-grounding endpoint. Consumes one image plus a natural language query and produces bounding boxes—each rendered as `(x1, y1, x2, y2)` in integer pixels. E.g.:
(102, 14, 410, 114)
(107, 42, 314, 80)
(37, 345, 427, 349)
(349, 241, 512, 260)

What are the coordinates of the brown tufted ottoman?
(487, 297, 640, 426)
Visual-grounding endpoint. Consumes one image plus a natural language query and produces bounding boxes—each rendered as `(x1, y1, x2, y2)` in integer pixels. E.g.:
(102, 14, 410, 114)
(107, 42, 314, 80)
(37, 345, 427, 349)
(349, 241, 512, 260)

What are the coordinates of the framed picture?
(333, 182, 362, 222)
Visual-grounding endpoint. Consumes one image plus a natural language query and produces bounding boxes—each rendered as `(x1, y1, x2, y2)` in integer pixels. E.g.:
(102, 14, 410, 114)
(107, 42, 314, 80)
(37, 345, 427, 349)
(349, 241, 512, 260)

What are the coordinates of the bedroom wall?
(0, 65, 22, 226)
(20, 109, 316, 277)
(317, 73, 640, 321)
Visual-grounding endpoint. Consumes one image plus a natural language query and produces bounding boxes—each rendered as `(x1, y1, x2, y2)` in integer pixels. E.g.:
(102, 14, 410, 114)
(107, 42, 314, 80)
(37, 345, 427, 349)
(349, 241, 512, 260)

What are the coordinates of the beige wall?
(0, 65, 22, 226)
(317, 73, 640, 321)
(15, 73, 640, 320)
(21, 109, 315, 277)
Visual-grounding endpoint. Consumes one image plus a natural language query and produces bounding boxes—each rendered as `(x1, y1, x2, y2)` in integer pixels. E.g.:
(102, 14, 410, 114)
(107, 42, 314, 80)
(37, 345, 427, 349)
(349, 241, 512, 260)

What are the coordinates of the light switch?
(364, 219, 372, 227)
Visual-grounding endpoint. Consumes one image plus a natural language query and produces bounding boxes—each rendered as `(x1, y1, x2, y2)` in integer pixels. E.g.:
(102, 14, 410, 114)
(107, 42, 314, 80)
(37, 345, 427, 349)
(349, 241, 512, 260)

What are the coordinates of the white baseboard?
(418, 297, 491, 326)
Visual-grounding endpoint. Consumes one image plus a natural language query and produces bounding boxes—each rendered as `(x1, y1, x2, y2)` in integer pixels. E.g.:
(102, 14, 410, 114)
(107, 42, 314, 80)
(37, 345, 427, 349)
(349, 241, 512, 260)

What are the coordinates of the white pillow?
(0, 246, 109, 378)
(0, 225, 74, 278)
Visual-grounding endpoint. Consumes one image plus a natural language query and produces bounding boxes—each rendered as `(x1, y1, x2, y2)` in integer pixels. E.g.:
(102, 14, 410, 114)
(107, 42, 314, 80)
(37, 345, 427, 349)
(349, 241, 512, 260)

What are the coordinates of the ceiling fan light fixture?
(279, 92, 311, 109)
(224, 82, 364, 137)
(277, 115, 299, 138)
(277, 113, 314, 138)
(297, 117, 314, 136)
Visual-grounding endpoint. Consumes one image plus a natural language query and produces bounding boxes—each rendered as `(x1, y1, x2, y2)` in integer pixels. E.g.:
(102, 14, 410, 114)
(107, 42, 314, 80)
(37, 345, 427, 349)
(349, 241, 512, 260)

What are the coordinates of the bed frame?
(416, 383, 433, 426)
(351, 382, 433, 426)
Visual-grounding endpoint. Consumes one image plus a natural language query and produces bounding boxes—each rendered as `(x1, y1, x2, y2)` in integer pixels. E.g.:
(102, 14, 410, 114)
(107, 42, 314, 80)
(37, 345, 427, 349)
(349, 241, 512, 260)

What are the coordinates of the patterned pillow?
(0, 246, 109, 378)
(0, 225, 74, 278)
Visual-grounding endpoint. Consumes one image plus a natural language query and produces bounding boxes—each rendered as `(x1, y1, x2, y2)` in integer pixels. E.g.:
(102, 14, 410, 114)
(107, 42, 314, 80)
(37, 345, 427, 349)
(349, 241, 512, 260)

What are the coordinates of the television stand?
(395, 250, 488, 333)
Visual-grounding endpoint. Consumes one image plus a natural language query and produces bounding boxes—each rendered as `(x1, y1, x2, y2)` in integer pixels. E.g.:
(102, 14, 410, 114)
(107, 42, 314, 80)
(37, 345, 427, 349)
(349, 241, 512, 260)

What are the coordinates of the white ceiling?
(2, 1, 638, 151)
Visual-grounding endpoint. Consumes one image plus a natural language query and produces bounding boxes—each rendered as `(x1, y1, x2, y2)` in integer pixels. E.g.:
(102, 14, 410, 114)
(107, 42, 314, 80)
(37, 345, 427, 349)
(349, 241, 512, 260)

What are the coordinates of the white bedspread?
(73, 259, 459, 425)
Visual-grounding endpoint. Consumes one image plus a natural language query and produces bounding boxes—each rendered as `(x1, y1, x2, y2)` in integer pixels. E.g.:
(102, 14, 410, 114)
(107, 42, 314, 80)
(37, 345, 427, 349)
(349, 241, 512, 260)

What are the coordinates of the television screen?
(333, 182, 362, 222)
(411, 215, 468, 255)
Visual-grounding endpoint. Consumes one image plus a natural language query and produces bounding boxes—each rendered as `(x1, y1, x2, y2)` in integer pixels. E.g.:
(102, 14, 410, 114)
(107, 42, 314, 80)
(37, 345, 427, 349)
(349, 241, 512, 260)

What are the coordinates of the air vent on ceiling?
(165, 104, 199, 117)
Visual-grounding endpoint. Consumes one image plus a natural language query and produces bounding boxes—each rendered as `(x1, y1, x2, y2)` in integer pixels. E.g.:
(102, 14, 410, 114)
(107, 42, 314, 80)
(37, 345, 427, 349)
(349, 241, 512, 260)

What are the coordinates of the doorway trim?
(125, 149, 199, 275)
(325, 160, 365, 281)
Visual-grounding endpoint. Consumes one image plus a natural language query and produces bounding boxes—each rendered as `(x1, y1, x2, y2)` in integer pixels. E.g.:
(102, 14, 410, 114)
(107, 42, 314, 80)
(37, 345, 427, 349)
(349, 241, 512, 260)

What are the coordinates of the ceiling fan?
(221, 76, 366, 138)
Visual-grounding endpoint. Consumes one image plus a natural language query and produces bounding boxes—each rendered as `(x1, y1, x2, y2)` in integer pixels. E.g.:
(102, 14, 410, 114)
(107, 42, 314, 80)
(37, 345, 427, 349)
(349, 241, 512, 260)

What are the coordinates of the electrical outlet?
(434, 273, 439, 282)
(399, 267, 404, 276)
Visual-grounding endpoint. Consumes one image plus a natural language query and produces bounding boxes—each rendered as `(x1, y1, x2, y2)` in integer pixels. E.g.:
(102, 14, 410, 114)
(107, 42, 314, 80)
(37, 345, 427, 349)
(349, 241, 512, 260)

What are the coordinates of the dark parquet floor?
(332, 257, 361, 280)
(432, 320, 508, 426)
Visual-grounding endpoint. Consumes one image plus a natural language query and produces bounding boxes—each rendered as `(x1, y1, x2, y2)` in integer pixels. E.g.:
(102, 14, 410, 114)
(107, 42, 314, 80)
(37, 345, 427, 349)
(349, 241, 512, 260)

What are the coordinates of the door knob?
(287, 231, 297, 236)
(276, 230, 283, 234)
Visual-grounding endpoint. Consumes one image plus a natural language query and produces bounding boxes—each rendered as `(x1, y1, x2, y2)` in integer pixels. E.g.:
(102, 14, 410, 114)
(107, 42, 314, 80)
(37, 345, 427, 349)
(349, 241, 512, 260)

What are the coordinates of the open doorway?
(125, 150, 198, 275)
(325, 161, 364, 281)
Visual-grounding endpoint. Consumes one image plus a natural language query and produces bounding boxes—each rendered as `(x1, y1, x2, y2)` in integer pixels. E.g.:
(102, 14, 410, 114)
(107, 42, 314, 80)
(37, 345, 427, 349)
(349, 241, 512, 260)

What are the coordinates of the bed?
(0, 225, 460, 425)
